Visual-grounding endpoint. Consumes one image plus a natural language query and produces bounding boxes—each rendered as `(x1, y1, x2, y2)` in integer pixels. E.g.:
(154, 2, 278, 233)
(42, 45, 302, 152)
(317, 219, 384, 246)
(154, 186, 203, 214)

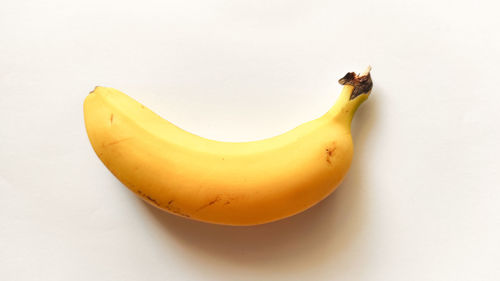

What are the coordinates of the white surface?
(1, 0, 499, 280)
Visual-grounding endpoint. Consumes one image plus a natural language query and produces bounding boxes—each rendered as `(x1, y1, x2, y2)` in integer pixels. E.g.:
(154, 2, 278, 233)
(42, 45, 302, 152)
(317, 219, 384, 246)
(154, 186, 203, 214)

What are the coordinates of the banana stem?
(361, 65, 372, 76)
(325, 67, 373, 126)
(338, 66, 373, 100)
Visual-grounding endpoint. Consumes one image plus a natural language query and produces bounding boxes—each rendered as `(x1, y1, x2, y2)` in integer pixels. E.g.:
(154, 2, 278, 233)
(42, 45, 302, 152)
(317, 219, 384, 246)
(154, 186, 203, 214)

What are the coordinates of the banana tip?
(361, 65, 372, 76)
(89, 86, 103, 95)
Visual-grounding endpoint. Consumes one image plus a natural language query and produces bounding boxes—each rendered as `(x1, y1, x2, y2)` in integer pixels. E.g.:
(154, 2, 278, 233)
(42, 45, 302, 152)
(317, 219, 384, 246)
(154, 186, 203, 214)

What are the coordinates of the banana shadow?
(142, 90, 379, 272)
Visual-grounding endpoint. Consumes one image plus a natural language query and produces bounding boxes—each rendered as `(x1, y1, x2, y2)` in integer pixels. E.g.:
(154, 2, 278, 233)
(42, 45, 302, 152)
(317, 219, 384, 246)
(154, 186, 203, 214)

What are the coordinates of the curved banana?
(83, 68, 373, 225)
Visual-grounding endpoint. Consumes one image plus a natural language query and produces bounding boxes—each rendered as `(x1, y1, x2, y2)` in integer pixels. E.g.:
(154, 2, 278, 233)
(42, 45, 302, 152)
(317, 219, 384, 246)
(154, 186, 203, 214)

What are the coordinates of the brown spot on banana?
(196, 196, 222, 212)
(146, 195, 159, 206)
(136, 192, 190, 217)
(325, 142, 337, 164)
(136, 190, 159, 206)
(164, 201, 190, 218)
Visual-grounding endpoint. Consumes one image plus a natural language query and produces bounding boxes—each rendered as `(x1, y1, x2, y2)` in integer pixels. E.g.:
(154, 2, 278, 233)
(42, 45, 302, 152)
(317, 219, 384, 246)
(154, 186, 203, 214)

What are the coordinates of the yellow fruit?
(83, 67, 373, 225)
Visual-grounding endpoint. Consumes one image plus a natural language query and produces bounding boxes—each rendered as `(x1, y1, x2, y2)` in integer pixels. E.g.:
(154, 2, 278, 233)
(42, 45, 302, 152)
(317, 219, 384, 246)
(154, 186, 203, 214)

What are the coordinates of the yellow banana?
(83, 67, 373, 225)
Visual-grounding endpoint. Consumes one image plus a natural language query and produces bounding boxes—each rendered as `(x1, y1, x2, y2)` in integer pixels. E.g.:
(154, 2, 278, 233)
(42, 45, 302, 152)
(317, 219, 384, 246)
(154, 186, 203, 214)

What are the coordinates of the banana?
(83, 67, 373, 225)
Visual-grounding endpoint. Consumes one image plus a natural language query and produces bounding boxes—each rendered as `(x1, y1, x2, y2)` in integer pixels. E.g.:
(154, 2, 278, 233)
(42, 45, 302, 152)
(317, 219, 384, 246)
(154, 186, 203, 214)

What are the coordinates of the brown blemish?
(135, 190, 160, 206)
(110, 113, 114, 124)
(325, 142, 337, 164)
(136, 192, 191, 218)
(145, 195, 159, 206)
(339, 71, 373, 100)
(196, 196, 221, 212)
(224, 201, 231, 205)
(164, 200, 190, 217)
(141, 105, 145, 109)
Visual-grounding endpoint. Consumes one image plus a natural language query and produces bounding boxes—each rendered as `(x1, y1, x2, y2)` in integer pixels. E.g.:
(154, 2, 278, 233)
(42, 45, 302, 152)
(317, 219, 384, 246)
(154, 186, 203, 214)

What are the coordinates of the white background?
(1, 0, 499, 280)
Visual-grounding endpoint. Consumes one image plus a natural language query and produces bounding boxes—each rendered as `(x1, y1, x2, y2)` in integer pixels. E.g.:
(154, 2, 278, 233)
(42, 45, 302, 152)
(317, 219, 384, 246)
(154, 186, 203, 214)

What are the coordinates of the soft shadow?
(143, 89, 380, 271)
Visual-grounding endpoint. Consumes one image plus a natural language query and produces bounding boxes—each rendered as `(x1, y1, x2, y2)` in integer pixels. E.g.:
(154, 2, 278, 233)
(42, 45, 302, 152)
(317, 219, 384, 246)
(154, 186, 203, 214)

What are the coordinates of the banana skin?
(83, 68, 373, 225)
